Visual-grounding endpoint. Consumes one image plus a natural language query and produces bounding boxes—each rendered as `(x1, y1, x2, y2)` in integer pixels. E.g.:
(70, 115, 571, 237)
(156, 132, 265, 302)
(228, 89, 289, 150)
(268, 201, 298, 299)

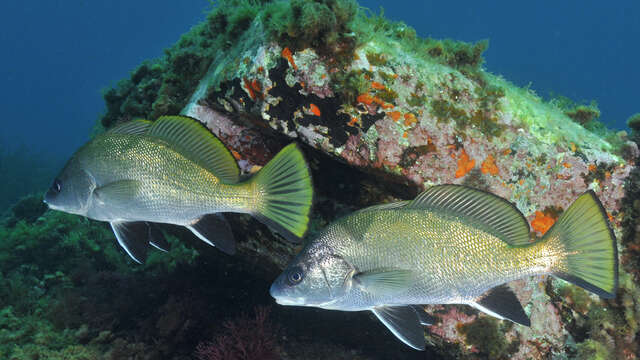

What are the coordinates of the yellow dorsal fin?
(107, 119, 153, 135)
(355, 201, 409, 213)
(148, 115, 239, 184)
(407, 184, 532, 246)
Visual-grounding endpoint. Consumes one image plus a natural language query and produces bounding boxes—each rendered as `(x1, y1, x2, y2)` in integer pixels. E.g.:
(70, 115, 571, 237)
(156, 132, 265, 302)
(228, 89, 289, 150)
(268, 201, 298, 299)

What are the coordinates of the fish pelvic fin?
(250, 143, 313, 243)
(372, 306, 426, 350)
(545, 191, 618, 298)
(110, 221, 170, 263)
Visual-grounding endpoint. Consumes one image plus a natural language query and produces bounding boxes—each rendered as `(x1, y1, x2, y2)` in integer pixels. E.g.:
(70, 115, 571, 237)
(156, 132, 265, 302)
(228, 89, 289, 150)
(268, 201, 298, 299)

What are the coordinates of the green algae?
(0, 194, 214, 359)
(332, 69, 371, 104)
(87, 2, 640, 356)
(5, 193, 47, 226)
(580, 161, 617, 185)
(262, 0, 357, 54)
(575, 339, 612, 360)
(457, 316, 519, 359)
(374, 86, 398, 103)
(424, 39, 489, 75)
(366, 51, 388, 66)
(406, 93, 426, 107)
(549, 95, 601, 126)
(565, 105, 601, 125)
(100, 0, 494, 131)
(627, 113, 640, 131)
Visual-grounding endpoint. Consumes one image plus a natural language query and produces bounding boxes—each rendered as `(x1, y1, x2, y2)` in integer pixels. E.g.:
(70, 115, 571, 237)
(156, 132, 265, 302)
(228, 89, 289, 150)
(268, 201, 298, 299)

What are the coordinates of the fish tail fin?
(545, 191, 618, 298)
(250, 143, 313, 242)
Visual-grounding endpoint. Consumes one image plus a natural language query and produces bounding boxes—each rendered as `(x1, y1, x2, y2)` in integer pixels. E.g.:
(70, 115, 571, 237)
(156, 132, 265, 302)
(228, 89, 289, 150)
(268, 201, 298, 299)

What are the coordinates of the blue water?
(0, 0, 210, 158)
(368, 0, 640, 131)
(1, 1, 637, 158)
(0, 2, 637, 358)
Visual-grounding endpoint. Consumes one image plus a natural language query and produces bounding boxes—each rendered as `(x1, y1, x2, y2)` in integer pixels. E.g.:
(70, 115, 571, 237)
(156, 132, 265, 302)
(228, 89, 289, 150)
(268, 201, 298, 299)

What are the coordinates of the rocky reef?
(3, 1, 639, 359)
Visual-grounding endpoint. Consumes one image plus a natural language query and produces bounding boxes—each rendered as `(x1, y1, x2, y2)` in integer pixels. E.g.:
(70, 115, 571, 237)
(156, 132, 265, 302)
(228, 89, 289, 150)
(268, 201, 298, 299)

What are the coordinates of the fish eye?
(51, 179, 62, 193)
(287, 266, 304, 286)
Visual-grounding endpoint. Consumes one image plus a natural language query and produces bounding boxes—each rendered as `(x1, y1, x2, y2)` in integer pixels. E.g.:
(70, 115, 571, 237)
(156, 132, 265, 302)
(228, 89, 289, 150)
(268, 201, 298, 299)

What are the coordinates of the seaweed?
(457, 316, 519, 359)
(263, 0, 357, 56)
(627, 113, 640, 145)
(565, 105, 601, 125)
(332, 69, 371, 104)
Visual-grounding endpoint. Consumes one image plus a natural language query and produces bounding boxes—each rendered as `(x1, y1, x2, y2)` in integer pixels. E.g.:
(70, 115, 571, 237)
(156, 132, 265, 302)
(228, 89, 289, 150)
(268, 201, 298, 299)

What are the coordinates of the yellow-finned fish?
(270, 185, 617, 350)
(44, 115, 313, 262)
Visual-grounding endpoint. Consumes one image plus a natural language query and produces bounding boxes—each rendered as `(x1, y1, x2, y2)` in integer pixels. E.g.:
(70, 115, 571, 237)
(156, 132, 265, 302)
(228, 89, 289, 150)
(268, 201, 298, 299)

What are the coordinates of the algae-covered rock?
(87, 0, 640, 358)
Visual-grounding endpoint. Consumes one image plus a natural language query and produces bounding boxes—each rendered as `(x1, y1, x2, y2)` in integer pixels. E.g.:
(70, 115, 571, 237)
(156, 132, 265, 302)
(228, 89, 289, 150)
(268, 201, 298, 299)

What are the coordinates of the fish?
(44, 115, 313, 263)
(270, 184, 617, 350)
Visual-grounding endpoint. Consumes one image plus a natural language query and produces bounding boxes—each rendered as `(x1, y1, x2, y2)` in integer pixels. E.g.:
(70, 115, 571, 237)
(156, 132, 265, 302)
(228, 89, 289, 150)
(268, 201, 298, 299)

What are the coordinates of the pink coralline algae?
(195, 306, 278, 360)
(179, 19, 638, 360)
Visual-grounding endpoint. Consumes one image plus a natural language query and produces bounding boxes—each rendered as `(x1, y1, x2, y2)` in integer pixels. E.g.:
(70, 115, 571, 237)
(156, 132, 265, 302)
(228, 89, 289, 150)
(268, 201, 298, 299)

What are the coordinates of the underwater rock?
(98, 1, 639, 358)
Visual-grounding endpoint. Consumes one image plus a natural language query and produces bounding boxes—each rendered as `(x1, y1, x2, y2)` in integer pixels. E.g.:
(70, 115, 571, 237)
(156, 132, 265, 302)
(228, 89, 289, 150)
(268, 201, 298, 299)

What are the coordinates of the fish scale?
(332, 209, 543, 307)
(45, 115, 313, 262)
(83, 134, 253, 224)
(271, 184, 617, 350)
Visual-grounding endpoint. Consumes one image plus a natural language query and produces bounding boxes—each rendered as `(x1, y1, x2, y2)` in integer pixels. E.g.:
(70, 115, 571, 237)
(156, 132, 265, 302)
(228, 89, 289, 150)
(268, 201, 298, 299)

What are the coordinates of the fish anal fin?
(471, 284, 530, 326)
(111, 221, 150, 264)
(354, 268, 415, 295)
(372, 306, 426, 350)
(187, 214, 236, 255)
(407, 185, 532, 247)
(148, 223, 169, 252)
(410, 305, 436, 326)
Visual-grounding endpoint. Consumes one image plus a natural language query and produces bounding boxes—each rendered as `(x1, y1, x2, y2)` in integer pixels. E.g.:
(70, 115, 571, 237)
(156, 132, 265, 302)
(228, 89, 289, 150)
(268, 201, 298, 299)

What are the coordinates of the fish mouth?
(274, 297, 307, 306)
(270, 281, 305, 306)
(43, 200, 60, 210)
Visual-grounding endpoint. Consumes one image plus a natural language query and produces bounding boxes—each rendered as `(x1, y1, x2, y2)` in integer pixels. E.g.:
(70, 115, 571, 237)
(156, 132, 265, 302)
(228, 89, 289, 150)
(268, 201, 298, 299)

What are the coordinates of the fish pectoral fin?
(372, 306, 426, 350)
(148, 223, 169, 252)
(353, 268, 415, 295)
(94, 180, 141, 204)
(410, 305, 437, 326)
(471, 284, 530, 326)
(186, 214, 236, 255)
(111, 221, 151, 264)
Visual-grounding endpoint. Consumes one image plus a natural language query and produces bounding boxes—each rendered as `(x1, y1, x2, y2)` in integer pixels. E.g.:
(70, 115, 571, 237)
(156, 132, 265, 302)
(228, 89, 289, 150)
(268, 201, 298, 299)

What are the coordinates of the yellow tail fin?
(545, 191, 618, 298)
(250, 143, 313, 243)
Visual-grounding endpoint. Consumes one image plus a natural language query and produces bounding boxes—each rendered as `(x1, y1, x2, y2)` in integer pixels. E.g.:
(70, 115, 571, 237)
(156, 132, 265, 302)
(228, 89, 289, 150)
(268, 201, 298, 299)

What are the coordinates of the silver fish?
(270, 185, 617, 349)
(45, 115, 313, 262)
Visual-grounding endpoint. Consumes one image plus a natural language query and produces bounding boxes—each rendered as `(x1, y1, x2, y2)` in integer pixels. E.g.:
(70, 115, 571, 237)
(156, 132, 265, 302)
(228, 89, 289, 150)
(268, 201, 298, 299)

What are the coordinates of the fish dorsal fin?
(148, 115, 240, 184)
(353, 268, 416, 295)
(372, 306, 426, 350)
(406, 185, 531, 247)
(356, 200, 409, 213)
(471, 284, 530, 326)
(107, 119, 153, 135)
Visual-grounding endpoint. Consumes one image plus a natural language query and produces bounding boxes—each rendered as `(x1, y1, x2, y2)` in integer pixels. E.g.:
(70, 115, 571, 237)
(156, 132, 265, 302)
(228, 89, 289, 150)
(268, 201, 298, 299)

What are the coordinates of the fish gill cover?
(2, 0, 640, 359)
